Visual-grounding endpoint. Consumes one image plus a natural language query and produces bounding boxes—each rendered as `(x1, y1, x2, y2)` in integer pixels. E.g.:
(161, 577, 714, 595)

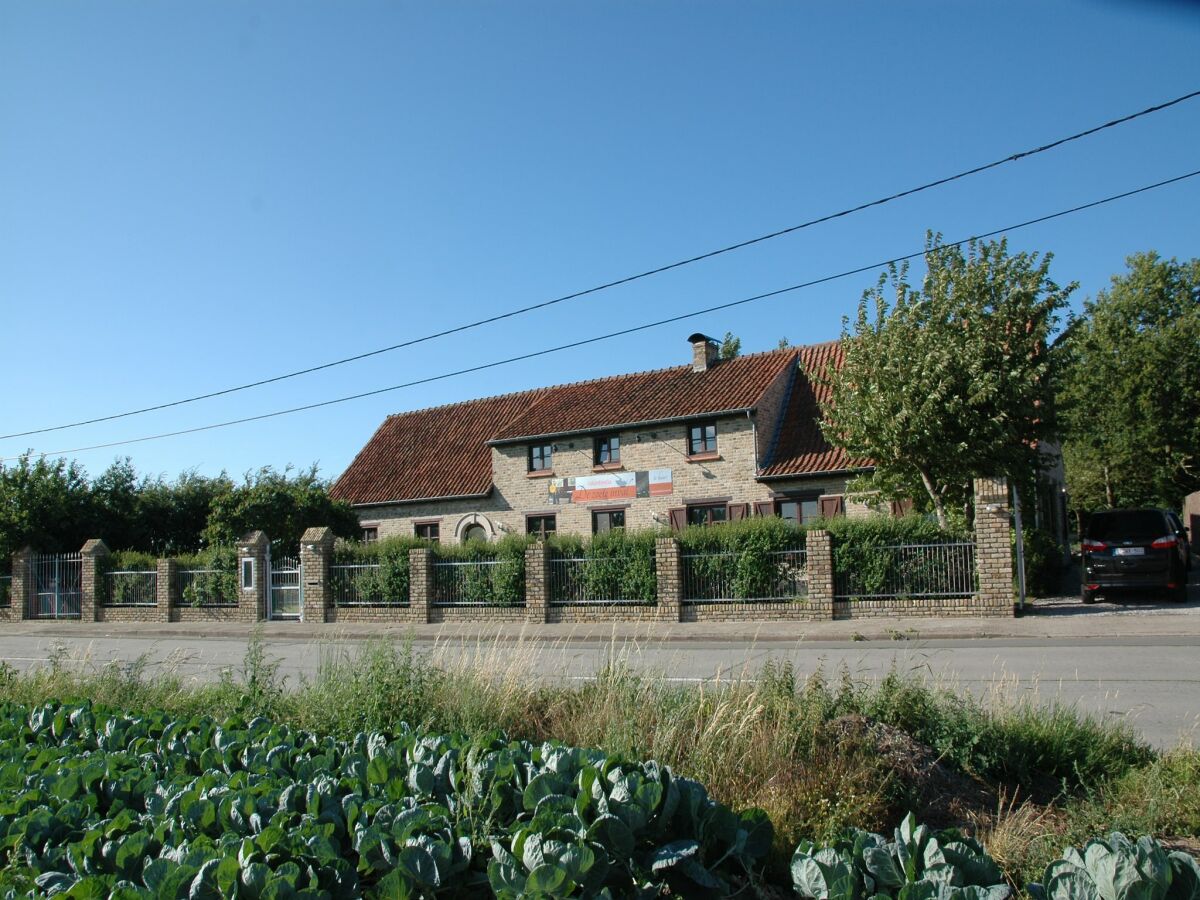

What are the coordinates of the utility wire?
(7, 167, 1197, 463)
(3, 88, 1197, 442)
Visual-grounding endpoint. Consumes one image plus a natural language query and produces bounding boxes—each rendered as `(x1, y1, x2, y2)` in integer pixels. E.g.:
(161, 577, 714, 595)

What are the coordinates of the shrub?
(676, 517, 807, 601)
(174, 545, 238, 606)
(433, 534, 530, 605)
(332, 536, 429, 604)
(547, 530, 658, 603)
(1017, 526, 1065, 597)
(823, 515, 969, 599)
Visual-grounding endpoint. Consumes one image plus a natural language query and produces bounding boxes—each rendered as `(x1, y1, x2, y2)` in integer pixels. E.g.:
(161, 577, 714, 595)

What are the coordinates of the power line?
(4, 88, 1197, 442)
(7, 167, 1197, 463)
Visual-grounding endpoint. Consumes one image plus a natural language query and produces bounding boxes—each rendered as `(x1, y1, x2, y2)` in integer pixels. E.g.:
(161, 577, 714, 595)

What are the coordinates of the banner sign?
(548, 468, 672, 505)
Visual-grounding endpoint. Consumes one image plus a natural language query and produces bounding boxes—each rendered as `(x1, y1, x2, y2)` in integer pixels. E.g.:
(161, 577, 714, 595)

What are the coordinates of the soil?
(825, 713, 999, 830)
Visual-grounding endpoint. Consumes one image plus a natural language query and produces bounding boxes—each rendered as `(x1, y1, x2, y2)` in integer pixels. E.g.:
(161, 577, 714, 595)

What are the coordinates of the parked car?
(1081, 508, 1192, 603)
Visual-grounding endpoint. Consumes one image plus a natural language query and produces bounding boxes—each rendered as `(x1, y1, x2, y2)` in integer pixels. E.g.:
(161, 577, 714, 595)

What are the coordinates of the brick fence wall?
(5, 480, 1017, 626)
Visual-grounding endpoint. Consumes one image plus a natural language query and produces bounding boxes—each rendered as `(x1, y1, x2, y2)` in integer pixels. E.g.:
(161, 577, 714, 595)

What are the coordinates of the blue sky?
(2, 1, 1198, 484)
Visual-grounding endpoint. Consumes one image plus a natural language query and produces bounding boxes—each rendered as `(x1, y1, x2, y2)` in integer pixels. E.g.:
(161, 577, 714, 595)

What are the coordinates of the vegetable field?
(0, 702, 772, 898)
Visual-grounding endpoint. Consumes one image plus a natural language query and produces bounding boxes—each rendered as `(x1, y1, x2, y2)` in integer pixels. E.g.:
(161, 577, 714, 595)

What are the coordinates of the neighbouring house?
(330, 334, 878, 543)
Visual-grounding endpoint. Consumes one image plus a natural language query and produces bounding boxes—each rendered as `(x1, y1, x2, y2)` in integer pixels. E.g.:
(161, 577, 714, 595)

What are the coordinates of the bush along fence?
(0, 477, 1016, 625)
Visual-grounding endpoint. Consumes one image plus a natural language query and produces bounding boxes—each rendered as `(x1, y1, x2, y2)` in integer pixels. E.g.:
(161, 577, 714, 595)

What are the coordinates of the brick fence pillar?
(237, 531, 270, 622)
(655, 537, 682, 622)
(11, 548, 33, 621)
(973, 476, 1015, 616)
(806, 529, 835, 617)
(409, 548, 433, 623)
(526, 541, 550, 623)
(80, 539, 110, 622)
(156, 559, 176, 623)
(300, 527, 334, 624)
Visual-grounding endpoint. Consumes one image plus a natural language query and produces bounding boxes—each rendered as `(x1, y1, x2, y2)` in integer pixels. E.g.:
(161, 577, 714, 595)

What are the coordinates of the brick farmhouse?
(330, 334, 894, 542)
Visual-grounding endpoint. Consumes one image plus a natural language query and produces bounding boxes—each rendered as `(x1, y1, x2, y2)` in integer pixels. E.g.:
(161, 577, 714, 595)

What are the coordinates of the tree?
(203, 465, 361, 549)
(1055, 251, 1200, 511)
(0, 454, 93, 562)
(719, 331, 742, 360)
(813, 234, 1074, 528)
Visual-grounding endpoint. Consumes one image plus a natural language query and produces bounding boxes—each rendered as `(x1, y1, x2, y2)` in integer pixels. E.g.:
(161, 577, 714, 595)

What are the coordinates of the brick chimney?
(689, 333, 720, 372)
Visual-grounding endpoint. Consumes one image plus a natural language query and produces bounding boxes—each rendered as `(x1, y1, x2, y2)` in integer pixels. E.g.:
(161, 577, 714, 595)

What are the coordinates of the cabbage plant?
(791, 813, 1009, 900)
(1027, 833, 1200, 900)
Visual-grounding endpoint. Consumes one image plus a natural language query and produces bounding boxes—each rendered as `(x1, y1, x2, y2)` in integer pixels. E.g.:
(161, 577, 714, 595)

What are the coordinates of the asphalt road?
(1, 631, 1197, 749)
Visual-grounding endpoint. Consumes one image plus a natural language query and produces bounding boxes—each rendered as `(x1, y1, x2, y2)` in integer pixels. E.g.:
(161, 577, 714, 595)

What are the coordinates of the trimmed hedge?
(546, 530, 659, 603)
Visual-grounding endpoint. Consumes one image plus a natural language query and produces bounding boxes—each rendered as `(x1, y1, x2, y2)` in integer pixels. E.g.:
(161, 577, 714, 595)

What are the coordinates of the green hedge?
(173, 546, 238, 606)
(823, 515, 970, 600)
(1016, 526, 1064, 597)
(332, 536, 430, 605)
(546, 530, 658, 603)
(675, 518, 807, 601)
(432, 534, 530, 605)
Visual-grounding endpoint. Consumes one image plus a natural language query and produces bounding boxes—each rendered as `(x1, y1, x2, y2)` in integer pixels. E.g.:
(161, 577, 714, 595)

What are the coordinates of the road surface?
(1, 630, 1196, 749)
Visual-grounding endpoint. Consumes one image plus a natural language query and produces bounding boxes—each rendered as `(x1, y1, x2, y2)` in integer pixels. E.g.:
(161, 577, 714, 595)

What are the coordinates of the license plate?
(1114, 547, 1145, 556)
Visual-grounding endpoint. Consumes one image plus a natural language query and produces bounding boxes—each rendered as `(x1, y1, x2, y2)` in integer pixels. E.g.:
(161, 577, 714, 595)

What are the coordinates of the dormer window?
(528, 443, 553, 472)
(594, 434, 621, 465)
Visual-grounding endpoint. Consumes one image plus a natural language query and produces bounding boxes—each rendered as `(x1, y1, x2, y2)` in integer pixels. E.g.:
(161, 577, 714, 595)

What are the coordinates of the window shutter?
(728, 502, 749, 521)
(668, 507, 687, 530)
(819, 495, 845, 519)
(753, 501, 774, 518)
(890, 498, 913, 518)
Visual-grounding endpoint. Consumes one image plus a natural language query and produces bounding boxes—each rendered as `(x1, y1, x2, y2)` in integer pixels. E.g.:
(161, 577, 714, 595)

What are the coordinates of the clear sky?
(1, 1, 1197, 485)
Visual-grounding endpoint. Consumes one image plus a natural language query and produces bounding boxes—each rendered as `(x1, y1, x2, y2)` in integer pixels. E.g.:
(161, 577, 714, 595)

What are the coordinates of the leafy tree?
(777, 337, 792, 350)
(138, 469, 234, 555)
(1055, 251, 1200, 510)
(204, 465, 361, 549)
(719, 331, 742, 360)
(813, 234, 1074, 528)
(0, 454, 93, 561)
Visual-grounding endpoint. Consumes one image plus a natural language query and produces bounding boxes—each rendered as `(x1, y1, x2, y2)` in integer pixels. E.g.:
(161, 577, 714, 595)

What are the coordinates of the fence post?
(11, 548, 33, 621)
(806, 530, 835, 617)
(156, 559, 176, 623)
(300, 527, 334, 624)
(409, 548, 432, 623)
(973, 476, 1015, 616)
(237, 531, 270, 622)
(655, 537, 683, 622)
(525, 541, 550, 623)
(79, 539, 110, 622)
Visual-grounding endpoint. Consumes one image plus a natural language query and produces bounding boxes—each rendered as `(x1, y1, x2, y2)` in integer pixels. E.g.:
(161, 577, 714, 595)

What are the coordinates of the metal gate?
(269, 553, 302, 620)
(33, 552, 83, 619)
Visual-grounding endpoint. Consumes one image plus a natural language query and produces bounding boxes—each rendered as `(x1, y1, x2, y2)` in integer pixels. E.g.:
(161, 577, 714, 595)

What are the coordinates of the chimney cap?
(687, 332, 718, 345)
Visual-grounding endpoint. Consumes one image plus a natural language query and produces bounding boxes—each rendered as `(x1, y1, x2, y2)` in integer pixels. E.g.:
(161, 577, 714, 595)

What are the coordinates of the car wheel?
(1081, 589, 1097, 604)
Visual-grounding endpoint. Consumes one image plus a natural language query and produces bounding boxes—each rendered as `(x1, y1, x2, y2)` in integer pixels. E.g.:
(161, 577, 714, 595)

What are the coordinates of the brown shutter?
(668, 507, 687, 530)
(728, 502, 749, 521)
(890, 498, 913, 518)
(819, 495, 845, 519)
(753, 501, 774, 518)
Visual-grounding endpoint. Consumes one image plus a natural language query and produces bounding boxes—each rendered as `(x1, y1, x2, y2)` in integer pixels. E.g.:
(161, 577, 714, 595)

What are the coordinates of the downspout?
(747, 409, 758, 473)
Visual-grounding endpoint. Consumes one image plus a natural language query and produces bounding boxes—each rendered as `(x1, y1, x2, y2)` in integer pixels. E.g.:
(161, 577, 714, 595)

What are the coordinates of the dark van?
(1081, 508, 1192, 603)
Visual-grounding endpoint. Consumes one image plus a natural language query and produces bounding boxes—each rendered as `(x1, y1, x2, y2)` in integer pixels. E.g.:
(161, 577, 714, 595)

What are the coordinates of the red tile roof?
(490, 349, 799, 442)
(758, 341, 873, 478)
(331, 342, 871, 506)
(330, 389, 548, 506)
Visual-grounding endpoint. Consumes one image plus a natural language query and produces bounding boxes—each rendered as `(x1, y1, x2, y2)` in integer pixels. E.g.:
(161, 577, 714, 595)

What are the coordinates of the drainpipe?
(747, 410, 758, 473)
